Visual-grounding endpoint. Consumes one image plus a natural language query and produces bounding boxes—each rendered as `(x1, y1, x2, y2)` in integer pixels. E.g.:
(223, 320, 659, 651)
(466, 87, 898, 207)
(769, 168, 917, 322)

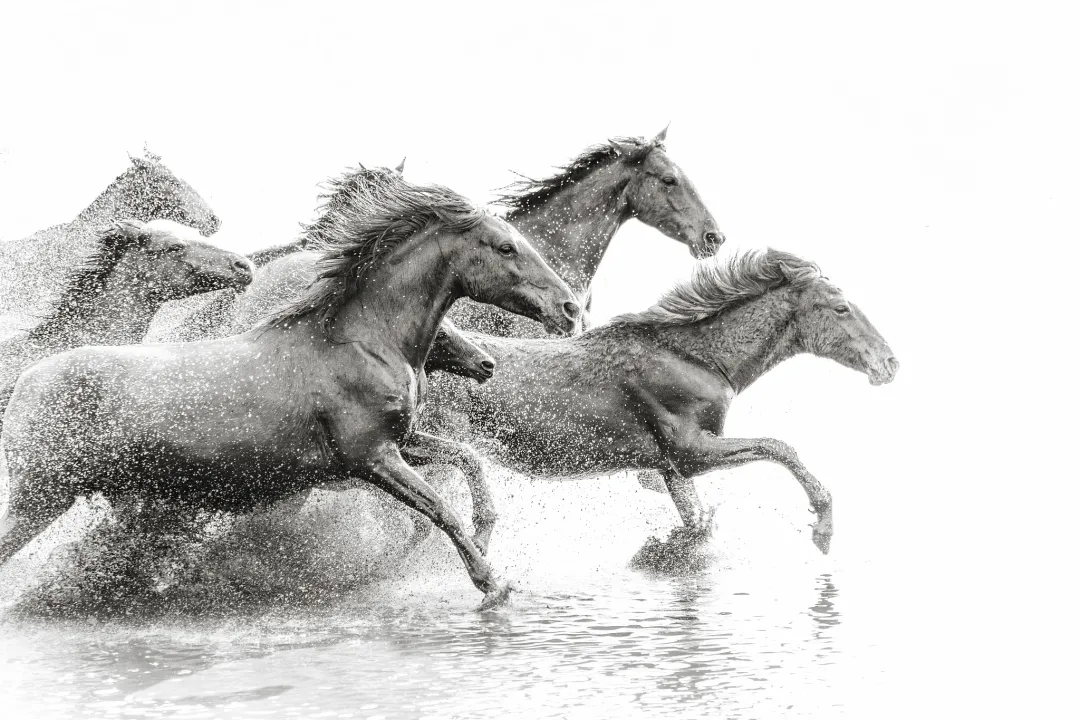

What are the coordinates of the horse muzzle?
(867, 356, 900, 386)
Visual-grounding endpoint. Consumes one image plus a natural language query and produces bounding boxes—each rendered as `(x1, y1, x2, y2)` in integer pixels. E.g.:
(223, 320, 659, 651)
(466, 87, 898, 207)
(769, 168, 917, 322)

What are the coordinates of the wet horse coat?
(0, 150, 221, 329)
(440, 250, 900, 553)
(0, 174, 580, 607)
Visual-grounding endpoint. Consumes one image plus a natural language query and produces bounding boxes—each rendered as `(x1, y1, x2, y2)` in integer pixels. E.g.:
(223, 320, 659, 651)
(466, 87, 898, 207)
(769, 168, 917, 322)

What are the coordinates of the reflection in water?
(0, 467, 870, 718)
(1, 570, 853, 718)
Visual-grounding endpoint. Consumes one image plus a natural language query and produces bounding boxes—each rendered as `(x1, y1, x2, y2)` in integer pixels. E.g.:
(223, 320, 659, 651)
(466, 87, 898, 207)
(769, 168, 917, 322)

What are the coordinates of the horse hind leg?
(403, 432, 497, 555)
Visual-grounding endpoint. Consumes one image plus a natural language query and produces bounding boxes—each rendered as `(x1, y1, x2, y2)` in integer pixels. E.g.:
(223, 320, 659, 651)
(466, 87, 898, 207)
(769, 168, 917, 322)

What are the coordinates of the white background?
(1, 1, 1077, 713)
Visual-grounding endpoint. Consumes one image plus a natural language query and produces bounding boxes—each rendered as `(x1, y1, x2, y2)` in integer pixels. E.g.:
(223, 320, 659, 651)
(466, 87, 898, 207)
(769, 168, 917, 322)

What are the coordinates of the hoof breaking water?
(628, 528, 720, 575)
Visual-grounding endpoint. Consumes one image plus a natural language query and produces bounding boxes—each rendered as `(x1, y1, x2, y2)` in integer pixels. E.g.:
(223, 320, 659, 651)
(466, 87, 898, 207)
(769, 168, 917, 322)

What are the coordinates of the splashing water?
(0, 459, 912, 718)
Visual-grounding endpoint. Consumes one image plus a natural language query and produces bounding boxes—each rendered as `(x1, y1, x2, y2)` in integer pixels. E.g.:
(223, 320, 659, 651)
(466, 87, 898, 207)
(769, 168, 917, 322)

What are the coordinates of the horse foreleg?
(402, 432, 496, 555)
(659, 469, 714, 540)
(680, 436, 833, 554)
(362, 444, 512, 609)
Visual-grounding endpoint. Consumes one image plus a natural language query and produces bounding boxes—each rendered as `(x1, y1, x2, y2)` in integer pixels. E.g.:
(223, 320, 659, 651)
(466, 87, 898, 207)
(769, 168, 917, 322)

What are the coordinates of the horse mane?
(494, 135, 663, 217)
(263, 168, 487, 334)
(29, 221, 147, 339)
(611, 248, 823, 327)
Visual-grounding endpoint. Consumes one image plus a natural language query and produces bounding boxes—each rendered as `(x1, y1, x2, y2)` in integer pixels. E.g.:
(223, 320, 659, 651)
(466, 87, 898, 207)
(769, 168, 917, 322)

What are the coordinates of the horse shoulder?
(625, 346, 734, 434)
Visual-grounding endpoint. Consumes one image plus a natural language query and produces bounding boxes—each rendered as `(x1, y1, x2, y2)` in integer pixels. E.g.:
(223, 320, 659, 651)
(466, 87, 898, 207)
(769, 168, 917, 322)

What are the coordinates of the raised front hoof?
(477, 578, 515, 612)
(629, 527, 718, 575)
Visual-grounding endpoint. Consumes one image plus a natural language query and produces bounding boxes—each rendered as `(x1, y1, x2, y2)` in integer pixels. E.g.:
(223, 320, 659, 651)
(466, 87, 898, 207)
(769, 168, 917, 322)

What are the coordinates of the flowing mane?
(28, 221, 147, 339)
(494, 135, 663, 217)
(264, 169, 487, 333)
(612, 248, 822, 327)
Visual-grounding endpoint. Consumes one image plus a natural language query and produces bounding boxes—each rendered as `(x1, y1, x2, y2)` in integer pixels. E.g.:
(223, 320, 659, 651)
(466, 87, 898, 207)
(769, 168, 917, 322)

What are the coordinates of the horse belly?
(474, 385, 661, 478)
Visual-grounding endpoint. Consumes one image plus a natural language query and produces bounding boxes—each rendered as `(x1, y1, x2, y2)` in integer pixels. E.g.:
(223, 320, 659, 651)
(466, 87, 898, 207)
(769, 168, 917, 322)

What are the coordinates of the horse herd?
(0, 130, 899, 609)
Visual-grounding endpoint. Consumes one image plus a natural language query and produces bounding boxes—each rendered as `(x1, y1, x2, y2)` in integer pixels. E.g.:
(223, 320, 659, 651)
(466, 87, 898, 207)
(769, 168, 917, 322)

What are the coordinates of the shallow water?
(0, 467, 953, 718)
(2, 570, 863, 719)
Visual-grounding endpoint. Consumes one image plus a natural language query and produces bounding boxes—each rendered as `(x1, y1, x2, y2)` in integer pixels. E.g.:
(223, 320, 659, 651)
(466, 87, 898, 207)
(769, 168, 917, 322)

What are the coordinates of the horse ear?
(653, 122, 670, 145)
(142, 143, 162, 164)
(395, 157, 406, 174)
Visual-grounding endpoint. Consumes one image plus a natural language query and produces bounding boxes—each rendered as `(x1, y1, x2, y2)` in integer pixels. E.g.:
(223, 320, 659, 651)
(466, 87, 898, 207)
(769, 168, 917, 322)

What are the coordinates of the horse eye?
(661, 176, 677, 186)
(498, 244, 517, 257)
(834, 305, 851, 315)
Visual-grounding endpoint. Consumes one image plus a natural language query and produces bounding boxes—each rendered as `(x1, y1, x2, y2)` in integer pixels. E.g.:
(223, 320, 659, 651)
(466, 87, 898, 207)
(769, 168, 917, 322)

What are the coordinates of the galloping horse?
(0, 220, 253, 432)
(446, 249, 899, 555)
(0, 174, 579, 608)
(0, 149, 221, 326)
(165, 249, 505, 551)
(452, 125, 723, 338)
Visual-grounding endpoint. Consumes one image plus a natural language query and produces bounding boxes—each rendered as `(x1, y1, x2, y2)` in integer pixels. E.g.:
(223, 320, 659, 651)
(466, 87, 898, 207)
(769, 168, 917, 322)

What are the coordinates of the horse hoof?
(478, 578, 514, 611)
(812, 524, 832, 555)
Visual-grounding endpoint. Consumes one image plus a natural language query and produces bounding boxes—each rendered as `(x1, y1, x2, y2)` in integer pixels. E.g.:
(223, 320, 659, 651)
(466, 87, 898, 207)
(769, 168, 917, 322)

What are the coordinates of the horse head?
(114, 219, 253, 301)
(615, 125, 724, 259)
(93, 149, 222, 236)
(427, 320, 496, 382)
(794, 275, 899, 386)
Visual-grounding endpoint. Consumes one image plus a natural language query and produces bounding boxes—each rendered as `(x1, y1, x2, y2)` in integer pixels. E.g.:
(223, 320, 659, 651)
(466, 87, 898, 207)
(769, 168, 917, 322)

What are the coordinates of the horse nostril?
(481, 360, 496, 372)
(232, 259, 254, 281)
(704, 231, 724, 246)
(563, 301, 582, 321)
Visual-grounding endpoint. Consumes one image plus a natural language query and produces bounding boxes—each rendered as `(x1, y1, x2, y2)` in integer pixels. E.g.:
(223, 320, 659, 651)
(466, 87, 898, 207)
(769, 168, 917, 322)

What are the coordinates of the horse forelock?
(611, 248, 823, 327)
(495, 135, 664, 216)
(262, 170, 486, 334)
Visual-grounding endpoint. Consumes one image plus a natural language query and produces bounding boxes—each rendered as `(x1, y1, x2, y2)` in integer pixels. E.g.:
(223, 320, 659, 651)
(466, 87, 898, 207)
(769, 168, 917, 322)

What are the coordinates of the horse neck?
(34, 266, 165, 349)
(330, 231, 464, 370)
(507, 164, 631, 293)
(76, 170, 149, 225)
(657, 289, 803, 393)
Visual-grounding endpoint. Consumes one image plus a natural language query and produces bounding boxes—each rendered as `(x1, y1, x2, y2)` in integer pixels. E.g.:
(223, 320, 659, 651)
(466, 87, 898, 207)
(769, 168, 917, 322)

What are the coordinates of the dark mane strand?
(28, 221, 146, 339)
(494, 135, 662, 217)
(262, 169, 486, 334)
